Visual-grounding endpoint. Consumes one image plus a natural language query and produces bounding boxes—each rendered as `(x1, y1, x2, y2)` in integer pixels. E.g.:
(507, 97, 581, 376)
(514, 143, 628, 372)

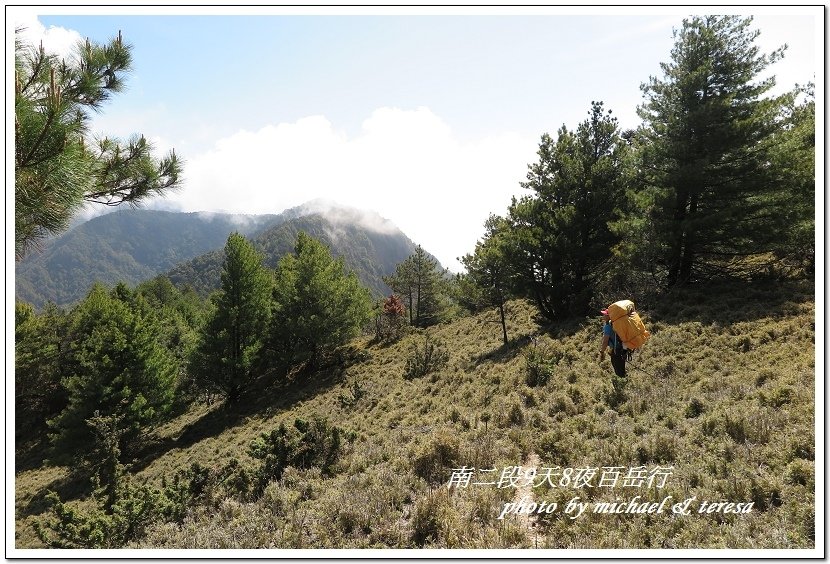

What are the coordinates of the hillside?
(15, 201, 431, 308)
(15, 278, 815, 550)
(15, 209, 281, 309)
(166, 210, 428, 298)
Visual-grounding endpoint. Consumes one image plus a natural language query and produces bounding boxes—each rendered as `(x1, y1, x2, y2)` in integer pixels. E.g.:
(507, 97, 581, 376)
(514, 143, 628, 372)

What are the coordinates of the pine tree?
(504, 101, 629, 319)
(15, 301, 70, 438)
(136, 276, 204, 397)
(383, 256, 417, 325)
(384, 246, 447, 328)
(461, 215, 513, 345)
(768, 84, 815, 275)
(49, 284, 176, 461)
(624, 15, 790, 286)
(15, 29, 181, 259)
(192, 233, 271, 403)
(270, 232, 373, 368)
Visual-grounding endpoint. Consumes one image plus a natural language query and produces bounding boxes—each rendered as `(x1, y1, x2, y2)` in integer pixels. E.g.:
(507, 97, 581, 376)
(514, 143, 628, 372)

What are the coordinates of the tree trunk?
(679, 191, 699, 284)
(498, 300, 508, 346)
(667, 188, 690, 287)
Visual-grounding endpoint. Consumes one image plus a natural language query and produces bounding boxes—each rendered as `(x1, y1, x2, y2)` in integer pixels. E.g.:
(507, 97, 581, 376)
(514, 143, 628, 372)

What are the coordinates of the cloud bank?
(13, 11, 537, 271)
(167, 107, 536, 271)
(13, 12, 82, 58)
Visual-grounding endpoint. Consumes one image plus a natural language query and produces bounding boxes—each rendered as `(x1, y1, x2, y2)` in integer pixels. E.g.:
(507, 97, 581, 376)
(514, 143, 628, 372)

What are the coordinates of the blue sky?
(9, 6, 822, 271)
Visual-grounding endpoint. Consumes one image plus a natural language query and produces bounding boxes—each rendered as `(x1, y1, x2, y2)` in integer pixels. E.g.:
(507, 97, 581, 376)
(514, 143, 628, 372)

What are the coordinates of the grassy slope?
(15, 279, 816, 549)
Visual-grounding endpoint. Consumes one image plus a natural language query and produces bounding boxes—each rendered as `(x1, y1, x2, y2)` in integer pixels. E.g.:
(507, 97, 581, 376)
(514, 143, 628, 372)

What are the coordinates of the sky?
(8, 5, 822, 272)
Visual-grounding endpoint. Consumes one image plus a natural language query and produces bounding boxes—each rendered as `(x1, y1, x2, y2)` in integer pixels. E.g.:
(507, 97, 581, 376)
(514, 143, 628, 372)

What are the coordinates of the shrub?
(548, 393, 577, 417)
(249, 417, 343, 494)
(650, 434, 677, 463)
(375, 294, 407, 342)
(685, 398, 705, 418)
(411, 493, 448, 546)
(760, 386, 794, 408)
(505, 401, 525, 427)
(523, 341, 556, 387)
(755, 368, 774, 387)
(338, 379, 366, 408)
(413, 431, 461, 486)
(35, 477, 162, 548)
(404, 335, 449, 379)
(748, 476, 782, 511)
(634, 433, 677, 465)
(159, 462, 212, 523)
(789, 438, 815, 461)
(37, 451, 270, 549)
(331, 343, 373, 367)
(700, 415, 720, 437)
(604, 375, 628, 408)
(217, 458, 254, 501)
(784, 460, 813, 487)
(538, 432, 569, 466)
(737, 336, 753, 352)
(724, 414, 747, 444)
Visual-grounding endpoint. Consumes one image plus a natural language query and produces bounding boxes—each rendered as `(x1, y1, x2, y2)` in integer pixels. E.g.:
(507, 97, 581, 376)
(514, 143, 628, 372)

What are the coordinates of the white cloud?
(296, 199, 400, 236)
(12, 12, 82, 59)
(170, 107, 536, 272)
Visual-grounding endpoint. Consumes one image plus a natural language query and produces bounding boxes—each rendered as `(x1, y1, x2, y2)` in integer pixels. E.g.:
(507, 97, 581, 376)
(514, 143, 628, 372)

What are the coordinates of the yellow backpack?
(607, 300, 650, 350)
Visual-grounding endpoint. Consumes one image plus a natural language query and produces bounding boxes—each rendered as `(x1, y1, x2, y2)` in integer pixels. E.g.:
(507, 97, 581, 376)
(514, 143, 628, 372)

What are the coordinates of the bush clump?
(685, 397, 705, 418)
(404, 335, 449, 379)
(411, 494, 444, 546)
(249, 417, 344, 494)
(413, 431, 461, 486)
(784, 459, 813, 487)
(35, 476, 163, 548)
(523, 341, 556, 387)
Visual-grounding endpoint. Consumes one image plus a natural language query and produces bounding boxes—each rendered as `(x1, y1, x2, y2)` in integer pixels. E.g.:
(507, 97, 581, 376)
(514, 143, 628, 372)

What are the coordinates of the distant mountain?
(167, 202, 427, 298)
(15, 201, 432, 309)
(15, 209, 281, 309)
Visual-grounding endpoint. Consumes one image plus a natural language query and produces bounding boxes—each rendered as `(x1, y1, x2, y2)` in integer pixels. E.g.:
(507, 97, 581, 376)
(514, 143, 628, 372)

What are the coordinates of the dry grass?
(15, 279, 816, 549)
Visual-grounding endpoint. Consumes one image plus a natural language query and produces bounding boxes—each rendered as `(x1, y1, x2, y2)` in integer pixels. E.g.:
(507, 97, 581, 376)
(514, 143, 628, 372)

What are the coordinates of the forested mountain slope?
(166, 211, 429, 298)
(16, 202, 431, 308)
(15, 209, 280, 309)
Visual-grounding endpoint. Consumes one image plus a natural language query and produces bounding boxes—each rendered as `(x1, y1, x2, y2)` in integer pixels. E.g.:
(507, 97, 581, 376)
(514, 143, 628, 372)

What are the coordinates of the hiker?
(599, 308, 626, 378)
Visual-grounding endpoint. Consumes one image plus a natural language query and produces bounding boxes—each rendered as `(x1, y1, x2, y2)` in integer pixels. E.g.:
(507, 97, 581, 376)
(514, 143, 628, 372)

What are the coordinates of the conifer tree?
(504, 101, 629, 319)
(15, 301, 69, 436)
(192, 233, 271, 403)
(621, 15, 791, 286)
(768, 84, 815, 275)
(15, 29, 181, 259)
(49, 284, 176, 461)
(383, 256, 417, 325)
(136, 276, 204, 393)
(384, 246, 447, 328)
(270, 232, 373, 368)
(461, 215, 513, 345)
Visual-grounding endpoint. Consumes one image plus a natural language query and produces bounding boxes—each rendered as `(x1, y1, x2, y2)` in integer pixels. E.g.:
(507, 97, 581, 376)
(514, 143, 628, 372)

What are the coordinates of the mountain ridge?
(15, 202, 431, 308)
(166, 209, 427, 298)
